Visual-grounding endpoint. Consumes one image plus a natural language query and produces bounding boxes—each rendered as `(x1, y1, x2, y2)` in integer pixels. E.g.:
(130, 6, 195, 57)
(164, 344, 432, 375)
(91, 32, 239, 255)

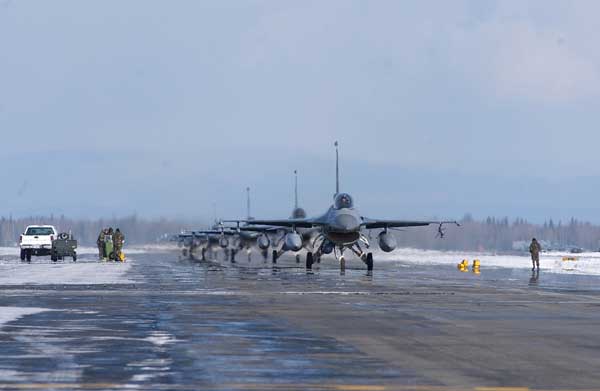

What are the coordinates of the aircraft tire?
(272, 250, 277, 264)
(306, 252, 313, 269)
(295, 254, 300, 263)
(366, 253, 373, 271)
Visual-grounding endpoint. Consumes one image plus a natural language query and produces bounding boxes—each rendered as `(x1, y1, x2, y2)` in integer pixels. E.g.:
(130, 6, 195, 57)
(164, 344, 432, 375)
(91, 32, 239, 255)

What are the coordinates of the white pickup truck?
(20, 225, 57, 261)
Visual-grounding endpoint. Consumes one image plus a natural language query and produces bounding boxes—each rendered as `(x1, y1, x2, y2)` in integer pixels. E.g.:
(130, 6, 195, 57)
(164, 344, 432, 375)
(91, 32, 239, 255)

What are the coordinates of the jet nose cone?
(333, 214, 360, 232)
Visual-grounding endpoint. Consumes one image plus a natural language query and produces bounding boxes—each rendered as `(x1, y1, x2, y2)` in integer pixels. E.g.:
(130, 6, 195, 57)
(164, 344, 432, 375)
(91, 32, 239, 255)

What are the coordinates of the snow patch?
(0, 261, 134, 285)
(377, 248, 600, 276)
(145, 331, 177, 347)
(0, 307, 51, 328)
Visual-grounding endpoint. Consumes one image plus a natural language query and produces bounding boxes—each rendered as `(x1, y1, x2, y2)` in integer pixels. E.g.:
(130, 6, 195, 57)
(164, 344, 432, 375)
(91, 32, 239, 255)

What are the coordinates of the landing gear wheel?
(295, 254, 300, 263)
(201, 248, 206, 261)
(317, 256, 321, 264)
(230, 250, 236, 263)
(272, 250, 278, 264)
(306, 252, 314, 269)
(340, 256, 346, 271)
(366, 253, 373, 271)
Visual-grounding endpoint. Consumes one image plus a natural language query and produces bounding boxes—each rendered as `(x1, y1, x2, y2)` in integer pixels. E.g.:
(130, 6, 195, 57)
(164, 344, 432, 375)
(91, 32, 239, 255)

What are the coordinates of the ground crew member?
(105, 228, 114, 261)
(113, 228, 125, 261)
(529, 238, 541, 270)
(97, 229, 106, 260)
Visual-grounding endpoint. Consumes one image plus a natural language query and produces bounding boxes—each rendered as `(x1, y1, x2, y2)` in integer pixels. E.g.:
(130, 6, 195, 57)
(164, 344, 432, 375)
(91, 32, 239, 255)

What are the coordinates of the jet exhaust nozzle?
(257, 234, 270, 250)
(284, 232, 303, 252)
(378, 232, 397, 253)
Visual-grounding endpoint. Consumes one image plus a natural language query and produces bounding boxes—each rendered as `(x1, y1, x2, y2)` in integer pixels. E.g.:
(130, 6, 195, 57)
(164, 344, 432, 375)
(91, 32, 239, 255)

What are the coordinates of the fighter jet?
(226, 142, 458, 271)
(226, 187, 272, 262)
(231, 170, 315, 264)
(176, 224, 231, 261)
(256, 170, 319, 264)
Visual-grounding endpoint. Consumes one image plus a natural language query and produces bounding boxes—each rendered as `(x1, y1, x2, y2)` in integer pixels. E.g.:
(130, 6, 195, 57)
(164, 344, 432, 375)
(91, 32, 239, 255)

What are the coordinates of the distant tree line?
(0, 215, 200, 246)
(388, 214, 600, 252)
(1, 213, 600, 252)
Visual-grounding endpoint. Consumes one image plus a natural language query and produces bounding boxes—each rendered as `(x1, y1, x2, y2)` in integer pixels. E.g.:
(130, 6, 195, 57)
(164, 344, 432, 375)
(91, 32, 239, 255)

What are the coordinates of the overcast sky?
(1, 0, 600, 223)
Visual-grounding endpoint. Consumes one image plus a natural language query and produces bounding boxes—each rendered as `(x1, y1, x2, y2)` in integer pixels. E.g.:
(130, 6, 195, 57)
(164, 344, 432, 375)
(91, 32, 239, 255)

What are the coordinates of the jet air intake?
(321, 241, 334, 254)
(284, 232, 303, 252)
(219, 237, 229, 248)
(257, 234, 270, 250)
(378, 231, 397, 253)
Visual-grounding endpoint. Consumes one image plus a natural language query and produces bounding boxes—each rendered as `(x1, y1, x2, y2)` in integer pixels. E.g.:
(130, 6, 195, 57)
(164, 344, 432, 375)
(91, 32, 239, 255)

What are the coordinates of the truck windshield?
(25, 227, 54, 236)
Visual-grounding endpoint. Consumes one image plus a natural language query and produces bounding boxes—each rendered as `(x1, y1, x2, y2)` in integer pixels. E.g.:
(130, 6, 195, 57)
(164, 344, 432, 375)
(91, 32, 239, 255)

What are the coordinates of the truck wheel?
(20, 250, 25, 261)
(73, 254, 77, 262)
(26, 250, 31, 262)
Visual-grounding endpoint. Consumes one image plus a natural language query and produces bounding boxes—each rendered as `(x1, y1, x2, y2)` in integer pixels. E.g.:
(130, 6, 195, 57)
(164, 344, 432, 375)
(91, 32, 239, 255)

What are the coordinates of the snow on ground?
(0, 307, 51, 328)
(0, 260, 134, 285)
(0, 245, 160, 259)
(378, 248, 600, 276)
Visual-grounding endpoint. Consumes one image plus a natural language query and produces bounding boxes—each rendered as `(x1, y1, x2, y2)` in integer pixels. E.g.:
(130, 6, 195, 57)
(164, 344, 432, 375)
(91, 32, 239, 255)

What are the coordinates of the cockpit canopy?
(334, 193, 354, 209)
(292, 207, 307, 219)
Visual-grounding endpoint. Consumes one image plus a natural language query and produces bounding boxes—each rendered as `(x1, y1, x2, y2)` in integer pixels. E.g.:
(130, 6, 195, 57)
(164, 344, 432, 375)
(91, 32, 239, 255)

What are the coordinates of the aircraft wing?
(178, 230, 228, 237)
(361, 219, 459, 229)
(222, 219, 322, 228)
(236, 226, 283, 233)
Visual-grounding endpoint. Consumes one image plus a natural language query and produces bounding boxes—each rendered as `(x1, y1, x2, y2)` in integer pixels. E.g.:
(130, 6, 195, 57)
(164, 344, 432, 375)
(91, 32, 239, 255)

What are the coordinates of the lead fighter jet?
(226, 142, 459, 271)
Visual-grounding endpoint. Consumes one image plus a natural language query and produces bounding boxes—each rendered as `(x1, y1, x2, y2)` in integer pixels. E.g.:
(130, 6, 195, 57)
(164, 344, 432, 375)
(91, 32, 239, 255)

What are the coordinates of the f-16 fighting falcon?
(176, 223, 231, 261)
(226, 187, 271, 262)
(226, 142, 459, 271)
(233, 170, 316, 264)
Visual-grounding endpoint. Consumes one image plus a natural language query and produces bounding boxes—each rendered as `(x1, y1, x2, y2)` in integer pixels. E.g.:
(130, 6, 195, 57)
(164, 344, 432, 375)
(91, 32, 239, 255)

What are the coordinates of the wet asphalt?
(1, 250, 600, 390)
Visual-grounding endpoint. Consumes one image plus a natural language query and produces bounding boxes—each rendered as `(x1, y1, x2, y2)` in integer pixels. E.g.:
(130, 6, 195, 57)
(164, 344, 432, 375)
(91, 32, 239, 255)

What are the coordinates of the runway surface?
(1, 249, 600, 390)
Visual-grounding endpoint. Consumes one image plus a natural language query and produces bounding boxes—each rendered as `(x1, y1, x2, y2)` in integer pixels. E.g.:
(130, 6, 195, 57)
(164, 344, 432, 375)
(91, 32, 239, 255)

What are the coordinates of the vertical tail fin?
(334, 141, 340, 197)
(246, 187, 251, 220)
(294, 170, 298, 209)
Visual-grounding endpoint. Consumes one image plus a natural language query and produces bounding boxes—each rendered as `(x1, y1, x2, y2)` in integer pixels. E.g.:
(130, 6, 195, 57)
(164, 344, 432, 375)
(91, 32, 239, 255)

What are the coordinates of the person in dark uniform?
(529, 238, 541, 271)
(113, 228, 125, 261)
(96, 229, 106, 260)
